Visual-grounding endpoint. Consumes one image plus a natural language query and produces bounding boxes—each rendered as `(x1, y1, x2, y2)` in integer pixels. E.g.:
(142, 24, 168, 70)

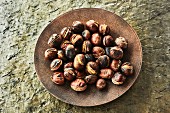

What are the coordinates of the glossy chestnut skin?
(48, 34, 62, 48)
(84, 75, 98, 84)
(92, 46, 105, 58)
(50, 59, 62, 71)
(70, 34, 83, 46)
(86, 20, 99, 33)
(91, 33, 102, 46)
(82, 29, 91, 40)
(60, 27, 72, 40)
(86, 61, 99, 75)
(57, 50, 67, 61)
(64, 68, 76, 81)
(96, 55, 110, 68)
(51, 72, 65, 85)
(65, 44, 76, 60)
(44, 48, 58, 60)
(71, 79, 87, 91)
(96, 78, 106, 90)
(109, 46, 123, 59)
(73, 54, 86, 71)
(103, 35, 114, 47)
(99, 68, 114, 79)
(75, 70, 86, 79)
(72, 21, 84, 33)
(115, 37, 128, 49)
(64, 62, 73, 69)
(60, 40, 72, 50)
(121, 62, 133, 76)
(82, 40, 92, 53)
(85, 54, 94, 62)
(99, 24, 110, 35)
(110, 59, 122, 72)
(111, 72, 126, 85)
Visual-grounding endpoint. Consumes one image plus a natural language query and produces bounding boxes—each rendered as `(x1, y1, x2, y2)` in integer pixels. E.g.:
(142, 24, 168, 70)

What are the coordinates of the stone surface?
(0, 0, 170, 113)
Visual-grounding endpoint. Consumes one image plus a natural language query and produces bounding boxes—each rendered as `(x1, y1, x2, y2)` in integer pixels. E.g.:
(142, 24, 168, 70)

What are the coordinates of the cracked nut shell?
(57, 50, 67, 61)
(71, 79, 87, 91)
(103, 35, 114, 47)
(99, 68, 114, 79)
(73, 54, 86, 71)
(91, 33, 102, 46)
(45, 48, 58, 60)
(48, 34, 62, 48)
(75, 70, 86, 79)
(60, 27, 72, 40)
(121, 62, 133, 76)
(115, 37, 128, 49)
(64, 68, 76, 81)
(99, 24, 110, 35)
(72, 21, 84, 33)
(110, 59, 122, 72)
(86, 61, 99, 75)
(51, 72, 65, 85)
(111, 72, 126, 85)
(86, 20, 99, 33)
(109, 46, 123, 59)
(50, 59, 62, 71)
(70, 34, 83, 46)
(96, 78, 106, 90)
(92, 46, 105, 58)
(82, 40, 92, 53)
(96, 55, 110, 68)
(60, 40, 72, 50)
(84, 75, 98, 84)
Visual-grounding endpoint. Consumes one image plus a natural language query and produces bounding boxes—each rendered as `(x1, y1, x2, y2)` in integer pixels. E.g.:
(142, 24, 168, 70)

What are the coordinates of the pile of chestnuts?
(45, 20, 134, 92)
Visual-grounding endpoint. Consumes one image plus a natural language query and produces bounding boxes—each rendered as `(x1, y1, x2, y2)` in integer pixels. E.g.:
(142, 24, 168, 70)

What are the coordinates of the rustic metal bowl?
(34, 8, 142, 106)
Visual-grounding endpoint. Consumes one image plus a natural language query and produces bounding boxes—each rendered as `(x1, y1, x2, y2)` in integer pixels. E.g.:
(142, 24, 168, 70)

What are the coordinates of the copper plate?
(34, 8, 142, 106)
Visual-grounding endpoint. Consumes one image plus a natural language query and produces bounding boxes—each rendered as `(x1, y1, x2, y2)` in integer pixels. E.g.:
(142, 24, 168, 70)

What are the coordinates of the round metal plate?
(34, 8, 142, 106)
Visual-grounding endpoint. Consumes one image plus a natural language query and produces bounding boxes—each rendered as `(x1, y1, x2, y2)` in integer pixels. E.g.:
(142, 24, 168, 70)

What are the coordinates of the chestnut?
(110, 59, 122, 72)
(71, 79, 87, 91)
(82, 29, 91, 40)
(86, 61, 99, 75)
(75, 70, 86, 79)
(85, 54, 94, 62)
(73, 54, 86, 71)
(44, 48, 58, 60)
(60, 27, 72, 40)
(65, 44, 76, 60)
(99, 68, 114, 79)
(84, 75, 98, 84)
(96, 55, 110, 68)
(60, 40, 72, 50)
(115, 37, 128, 49)
(111, 72, 126, 85)
(48, 34, 62, 48)
(57, 50, 67, 61)
(86, 20, 99, 33)
(50, 59, 62, 71)
(92, 46, 105, 58)
(99, 24, 110, 35)
(103, 35, 114, 47)
(64, 68, 76, 81)
(51, 72, 65, 85)
(96, 79, 106, 90)
(109, 46, 123, 59)
(91, 33, 102, 46)
(72, 21, 84, 33)
(121, 62, 133, 76)
(64, 62, 73, 69)
(75, 47, 82, 54)
(82, 40, 92, 53)
(70, 34, 83, 46)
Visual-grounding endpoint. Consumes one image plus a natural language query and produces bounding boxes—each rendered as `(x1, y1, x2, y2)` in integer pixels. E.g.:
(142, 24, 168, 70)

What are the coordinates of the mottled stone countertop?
(0, 0, 170, 113)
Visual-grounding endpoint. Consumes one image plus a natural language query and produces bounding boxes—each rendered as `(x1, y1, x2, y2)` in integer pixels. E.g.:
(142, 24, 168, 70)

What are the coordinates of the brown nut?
(65, 44, 76, 60)
(86, 20, 99, 33)
(48, 34, 62, 48)
(86, 61, 99, 75)
(64, 68, 76, 81)
(92, 46, 105, 58)
(44, 48, 58, 60)
(82, 29, 91, 40)
(72, 21, 84, 33)
(60, 27, 72, 40)
(96, 78, 106, 90)
(57, 50, 67, 61)
(121, 62, 133, 76)
(96, 55, 110, 68)
(115, 37, 128, 49)
(70, 34, 83, 46)
(109, 46, 123, 59)
(71, 79, 87, 91)
(51, 72, 65, 85)
(91, 33, 102, 46)
(50, 59, 62, 71)
(110, 59, 122, 72)
(84, 75, 98, 84)
(111, 72, 126, 85)
(99, 24, 110, 35)
(75, 47, 82, 54)
(64, 62, 73, 68)
(73, 54, 86, 71)
(103, 35, 114, 47)
(60, 40, 72, 50)
(99, 68, 114, 79)
(75, 70, 86, 79)
(85, 54, 94, 62)
(82, 40, 92, 53)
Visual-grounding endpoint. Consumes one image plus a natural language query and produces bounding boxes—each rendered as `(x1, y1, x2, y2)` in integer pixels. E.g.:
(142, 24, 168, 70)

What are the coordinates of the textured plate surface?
(34, 8, 142, 106)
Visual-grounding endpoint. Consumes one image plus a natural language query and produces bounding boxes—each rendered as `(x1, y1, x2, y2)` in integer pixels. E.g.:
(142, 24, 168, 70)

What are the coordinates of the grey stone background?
(0, 0, 170, 113)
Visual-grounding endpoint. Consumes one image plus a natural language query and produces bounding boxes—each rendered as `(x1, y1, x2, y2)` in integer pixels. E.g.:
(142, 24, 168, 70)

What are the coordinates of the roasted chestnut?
(64, 62, 73, 68)
(86, 20, 99, 33)
(115, 37, 128, 49)
(60, 40, 72, 50)
(64, 68, 76, 81)
(96, 78, 106, 90)
(82, 40, 92, 53)
(50, 59, 62, 71)
(85, 54, 94, 62)
(51, 72, 65, 85)
(65, 44, 76, 60)
(86, 61, 99, 75)
(103, 35, 114, 47)
(92, 46, 105, 58)
(75, 70, 86, 79)
(96, 55, 110, 68)
(99, 68, 114, 79)
(48, 34, 62, 48)
(121, 62, 133, 76)
(60, 27, 72, 40)
(110, 59, 121, 72)
(72, 21, 84, 33)
(99, 24, 110, 35)
(84, 75, 98, 84)
(82, 29, 91, 40)
(75, 47, 82, 54)
(45, 48, 58, 60)
(91, 33, 102, 46)
(70, 34, 83, 46)
(111, 72, 126, 85)
(71, 79, 87, 91)
(109, 46, 123, 59)
(57, 50, 67, 61)
(73, 54, 86, 71)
